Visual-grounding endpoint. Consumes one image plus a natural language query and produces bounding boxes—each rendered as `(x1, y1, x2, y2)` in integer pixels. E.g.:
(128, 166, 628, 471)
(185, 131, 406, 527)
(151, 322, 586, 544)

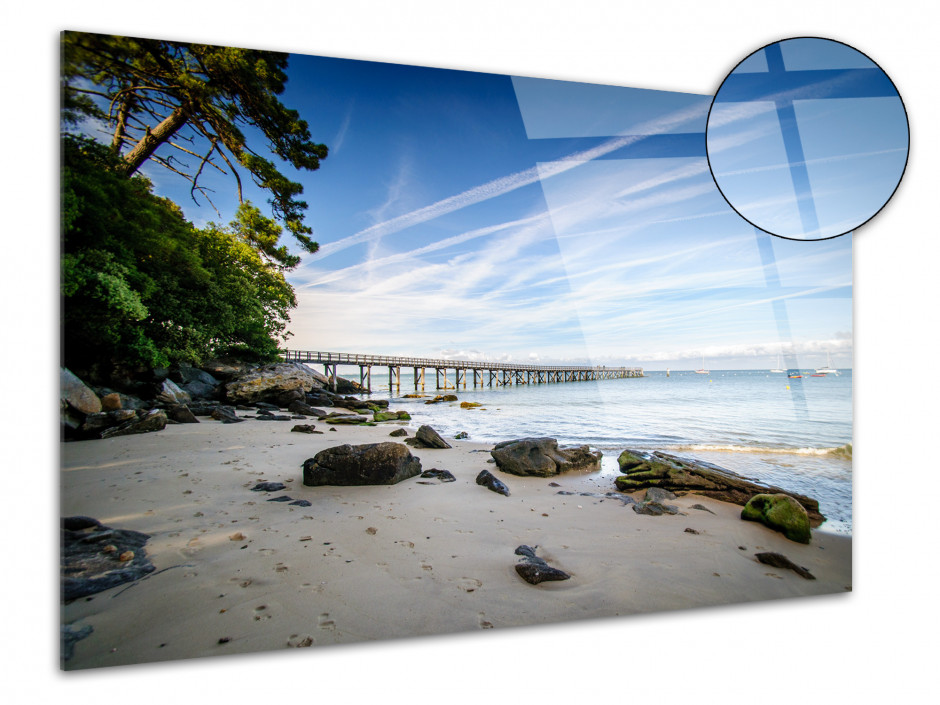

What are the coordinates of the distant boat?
(770, 355, 785, 373)
(694, 355, 709, 374)
(815, 352, 839, 375)
(787, 370, 802, 379)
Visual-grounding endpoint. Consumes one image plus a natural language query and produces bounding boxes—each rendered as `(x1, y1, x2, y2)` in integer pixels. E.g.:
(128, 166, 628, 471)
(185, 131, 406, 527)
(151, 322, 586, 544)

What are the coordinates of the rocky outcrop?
(210, 406, 244, 424)
(373, 410, 411, 422)
(173, 365, 220, 399)
(514, 545, 571, 585)
(614, 450, 824, 526)
(389, 428, 408, 437)
(323, 414, 369, 425)
(742, 494, 812, 543)
(302, 442, 422, 486)
(476, 469, 510, 496)
(61, 368, 102, 416)
(61, 516, 156, 601)
(167, 405, 199, 424)
(288, 400, 327, 418)
(490, 438, 602, 477)
(224, 362, 324, 404)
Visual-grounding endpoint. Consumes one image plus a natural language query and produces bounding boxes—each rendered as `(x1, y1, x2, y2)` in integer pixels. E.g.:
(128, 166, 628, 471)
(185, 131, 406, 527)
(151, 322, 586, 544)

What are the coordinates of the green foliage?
(62, 135, 296, 371)
(61, 31, 328, 265)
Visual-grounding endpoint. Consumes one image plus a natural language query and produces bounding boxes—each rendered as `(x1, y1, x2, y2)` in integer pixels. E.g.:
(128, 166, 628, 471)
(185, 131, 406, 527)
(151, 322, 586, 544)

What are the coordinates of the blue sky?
(126, 50, 853, 371)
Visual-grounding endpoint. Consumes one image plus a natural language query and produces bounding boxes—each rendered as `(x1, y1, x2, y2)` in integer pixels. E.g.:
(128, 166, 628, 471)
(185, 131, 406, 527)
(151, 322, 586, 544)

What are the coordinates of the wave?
(662, 443, 852, 458)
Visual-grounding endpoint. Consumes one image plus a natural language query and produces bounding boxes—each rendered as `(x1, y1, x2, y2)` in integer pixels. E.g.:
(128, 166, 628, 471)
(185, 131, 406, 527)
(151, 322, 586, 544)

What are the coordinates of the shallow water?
(353, 368, 852, 534)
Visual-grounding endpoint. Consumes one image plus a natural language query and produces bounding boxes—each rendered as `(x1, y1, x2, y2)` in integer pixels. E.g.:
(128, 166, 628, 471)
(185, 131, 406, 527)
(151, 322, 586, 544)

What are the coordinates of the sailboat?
(815, 352, 839, 375)
(694, 355, 709, 374)
(770, 355, 785, 373)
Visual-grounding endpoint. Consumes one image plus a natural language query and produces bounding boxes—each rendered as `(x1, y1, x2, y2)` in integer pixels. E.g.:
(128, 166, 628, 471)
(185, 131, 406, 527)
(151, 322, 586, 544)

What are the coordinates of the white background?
(4, 1, 937, 702)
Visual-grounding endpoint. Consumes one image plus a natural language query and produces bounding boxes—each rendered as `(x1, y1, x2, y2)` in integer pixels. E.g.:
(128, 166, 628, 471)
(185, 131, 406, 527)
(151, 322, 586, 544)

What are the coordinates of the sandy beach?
(61, 415, 851, 669)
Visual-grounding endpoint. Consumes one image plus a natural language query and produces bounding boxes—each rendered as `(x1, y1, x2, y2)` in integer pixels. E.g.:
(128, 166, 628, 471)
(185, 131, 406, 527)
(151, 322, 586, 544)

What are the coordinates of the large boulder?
(302, 442, 422, 486)
(61, 516, 156, 601)
(224, 362, 324, 404)
(742, 494, 812, 544)
(61, 368, 101, 416)
(172, 365, 220, 399)
(491, 438, 602, 477)
(614, 449, 824, 526)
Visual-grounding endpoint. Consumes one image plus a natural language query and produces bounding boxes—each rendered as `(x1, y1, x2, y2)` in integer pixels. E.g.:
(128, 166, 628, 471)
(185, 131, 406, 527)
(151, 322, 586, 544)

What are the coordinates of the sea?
(356, 368, 853, 535)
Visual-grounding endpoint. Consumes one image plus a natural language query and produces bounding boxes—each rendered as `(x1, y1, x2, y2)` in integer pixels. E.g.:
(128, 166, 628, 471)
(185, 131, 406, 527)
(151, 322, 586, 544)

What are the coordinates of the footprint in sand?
(287, 634, 314, 648)
(477, 613, 494, 629)
(421, 563, 433, 572)
(253, 605, 272, 621)
(258, 548, 276, 556)
(317, 613, 335, 631)
(458, 578, 482, 593)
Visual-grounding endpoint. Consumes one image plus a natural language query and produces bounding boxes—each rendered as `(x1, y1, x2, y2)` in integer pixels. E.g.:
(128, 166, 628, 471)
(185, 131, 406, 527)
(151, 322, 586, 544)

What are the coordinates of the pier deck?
(281, 350, 643, 392)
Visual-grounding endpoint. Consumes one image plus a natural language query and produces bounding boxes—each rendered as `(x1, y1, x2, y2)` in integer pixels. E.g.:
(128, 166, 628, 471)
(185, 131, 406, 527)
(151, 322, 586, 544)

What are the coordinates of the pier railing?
(280, 349, 643, 392)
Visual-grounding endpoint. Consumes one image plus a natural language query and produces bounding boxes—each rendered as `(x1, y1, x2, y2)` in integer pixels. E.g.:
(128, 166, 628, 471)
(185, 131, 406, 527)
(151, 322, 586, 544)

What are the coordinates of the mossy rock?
(741, 493, 811, 544)
(460, 401, 482, 409)
(373, 410, 411, 422)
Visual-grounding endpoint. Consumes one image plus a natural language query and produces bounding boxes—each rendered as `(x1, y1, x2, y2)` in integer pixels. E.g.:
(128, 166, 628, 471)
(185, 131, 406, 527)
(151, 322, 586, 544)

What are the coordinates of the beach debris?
(366, 527, 378, 535)
(684, 528, 701, 535)
(615, 449, 824, 526)
(421, 468, 457, 483)
(548, 482, 561, 487)
(61, 516, 156, 601)
(513, 545, 571, 585)
(476, 469, 510, 497)
(303, 442, 423, 486)
(61, 622, 94, 662)
(251, 482, 287, 492)
(755, 552, 816, 580)
(741, 494, 812, 544)
(389, 428, 408, 437)
(210, 406, 244, 424)
(291, 424, 318, 433)
(491, 438, 601, 477)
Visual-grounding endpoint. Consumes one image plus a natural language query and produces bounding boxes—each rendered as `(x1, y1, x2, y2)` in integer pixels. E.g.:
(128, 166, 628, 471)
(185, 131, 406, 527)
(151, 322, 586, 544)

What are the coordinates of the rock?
(272, 388, 305, 407)
(61, 368, 102, 415)
(389, 428, 408, 437)
(199, 358, 254, 381)
(614, 449, 824, 526)
(210, 406, 244, 424)
(302, 442, 422, 486)
(167, 405, 199, 424)
(420, 469, 457, 483)
(459, 402, 482, 409)
(442, 394, 458, 402)
(61, 623, 94, 661)
(416, 425, 452, 449)
(513, 545, 571, 585)
(476, 469, 510, 496)
(155, 378, 191, 405)
(755, 552, 816, 580)
(100, 393, 122, 411)
(61, 516, 156, 600)
(79, 410, 137, 437)
(224, 362, 324, 404)
(632, 501, 679, 516)
(291, 424, 318, 433)
(454, 431, 469, 439)
(289, 499, 312, 507)
(644, 487, 677, 503)
(251, 482, 287, 492)
(490, 438, 602, 477)
(691, 503, 716, 514)
(324, 414, 369, 425)
(100, 409, 167, 439)
(267, 496, 293, 502)
(742, 494, 812, 544)
(255, 414, 292, 421)
(288, 400, 327, 417)
(373, 410, 411, 422)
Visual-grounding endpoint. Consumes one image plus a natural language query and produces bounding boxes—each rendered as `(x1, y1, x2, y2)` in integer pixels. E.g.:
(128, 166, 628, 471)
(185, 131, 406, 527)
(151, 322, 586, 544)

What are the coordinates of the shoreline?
(61, 413, 852, 669)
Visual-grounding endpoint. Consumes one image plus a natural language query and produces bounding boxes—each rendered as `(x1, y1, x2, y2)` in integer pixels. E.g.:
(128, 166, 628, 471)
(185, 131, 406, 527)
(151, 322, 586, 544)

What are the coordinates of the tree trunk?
(115, 106, 189, 177)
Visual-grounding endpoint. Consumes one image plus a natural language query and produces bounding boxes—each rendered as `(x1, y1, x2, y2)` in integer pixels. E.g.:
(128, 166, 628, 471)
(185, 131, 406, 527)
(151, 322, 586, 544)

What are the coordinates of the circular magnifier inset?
(705, 37, 909, 241)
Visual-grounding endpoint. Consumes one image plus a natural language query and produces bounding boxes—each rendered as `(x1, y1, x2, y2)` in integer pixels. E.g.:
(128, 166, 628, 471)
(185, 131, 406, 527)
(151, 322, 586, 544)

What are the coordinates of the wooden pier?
(281, 350, 644, 393)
